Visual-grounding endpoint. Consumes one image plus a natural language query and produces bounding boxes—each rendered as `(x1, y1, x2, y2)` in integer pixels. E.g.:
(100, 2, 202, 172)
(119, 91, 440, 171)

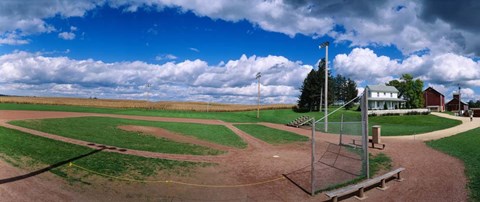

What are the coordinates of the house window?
(390, 92, 393, 97)
(384, 92, 386, 96)
(377, 92, 379, 97)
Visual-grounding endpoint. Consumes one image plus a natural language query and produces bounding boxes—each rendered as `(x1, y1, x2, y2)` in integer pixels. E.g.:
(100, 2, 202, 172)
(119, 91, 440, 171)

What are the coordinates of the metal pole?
(340, 113, 344, 145)
(311, 118, 316, 196)
(325, 45, 328, 132)
(362, 89, 370, 178)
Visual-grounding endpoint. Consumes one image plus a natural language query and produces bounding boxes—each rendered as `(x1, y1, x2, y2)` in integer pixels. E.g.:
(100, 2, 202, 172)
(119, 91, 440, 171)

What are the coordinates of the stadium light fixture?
(319, 41, 329, 132)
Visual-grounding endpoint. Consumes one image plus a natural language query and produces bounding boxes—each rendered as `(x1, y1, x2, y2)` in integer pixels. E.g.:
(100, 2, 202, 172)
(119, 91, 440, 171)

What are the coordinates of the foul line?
(67, 162, 285, 188)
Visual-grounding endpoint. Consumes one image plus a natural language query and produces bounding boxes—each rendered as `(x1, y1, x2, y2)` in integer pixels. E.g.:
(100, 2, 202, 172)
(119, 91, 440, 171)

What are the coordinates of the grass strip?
(233, 124, 308, 144)
(427, 128, 480, 201)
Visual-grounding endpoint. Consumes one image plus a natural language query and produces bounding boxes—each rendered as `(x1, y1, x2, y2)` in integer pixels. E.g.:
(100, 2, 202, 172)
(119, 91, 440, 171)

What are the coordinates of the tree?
(298, 59, 358, 110)
(345, 78, 358, 109)
(297, 59, 332, 111)
(387, 74, 424, 109)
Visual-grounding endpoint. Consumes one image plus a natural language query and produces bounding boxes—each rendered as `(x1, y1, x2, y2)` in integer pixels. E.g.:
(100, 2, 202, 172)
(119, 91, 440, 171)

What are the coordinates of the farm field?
(427, 127, 480, 201)
(0, 96, 293, 112)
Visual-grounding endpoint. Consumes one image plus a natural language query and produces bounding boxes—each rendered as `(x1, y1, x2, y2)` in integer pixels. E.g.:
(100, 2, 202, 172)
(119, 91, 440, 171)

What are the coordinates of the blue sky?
(1, 0, 480, 104)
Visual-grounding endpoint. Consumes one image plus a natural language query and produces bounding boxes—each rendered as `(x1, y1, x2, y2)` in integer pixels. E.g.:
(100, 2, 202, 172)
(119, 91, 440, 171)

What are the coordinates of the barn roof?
(424, 87, 444, 96)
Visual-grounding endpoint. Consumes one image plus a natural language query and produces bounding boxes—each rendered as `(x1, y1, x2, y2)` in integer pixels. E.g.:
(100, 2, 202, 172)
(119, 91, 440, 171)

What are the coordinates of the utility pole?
(458, 84, 461, 115)
(319, 41, 329, 132)
(146, 83, 151, 109)
(256, 72, 262, 119)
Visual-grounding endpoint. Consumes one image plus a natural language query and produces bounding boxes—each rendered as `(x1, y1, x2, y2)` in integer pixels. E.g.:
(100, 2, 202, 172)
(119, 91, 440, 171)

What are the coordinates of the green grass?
(427, 128, 480, 201)
(9, 117, 242, 155)
(369, 115, 462, 136)
(0, 103, 359, 123)
(1, 103, 462, 136)
(0, 126, 206, 181)
(233, 124, 308, 144)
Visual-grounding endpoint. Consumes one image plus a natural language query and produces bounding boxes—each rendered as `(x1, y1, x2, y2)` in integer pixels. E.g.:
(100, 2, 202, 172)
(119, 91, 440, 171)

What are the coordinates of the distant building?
(423, 87, 445, 112)
(366, 84, 405, 110)
(446, 92, 468, 112)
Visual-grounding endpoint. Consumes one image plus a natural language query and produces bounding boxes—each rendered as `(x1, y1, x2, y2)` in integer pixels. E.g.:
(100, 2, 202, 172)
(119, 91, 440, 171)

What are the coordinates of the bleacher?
(287, 115, 311, 127)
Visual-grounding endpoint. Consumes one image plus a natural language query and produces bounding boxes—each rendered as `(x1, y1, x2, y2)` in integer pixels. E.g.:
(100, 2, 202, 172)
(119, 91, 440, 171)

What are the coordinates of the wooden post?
(311, 118, 316, 196)
(324, 45, 328, 132)
(362, 88, 370, 179)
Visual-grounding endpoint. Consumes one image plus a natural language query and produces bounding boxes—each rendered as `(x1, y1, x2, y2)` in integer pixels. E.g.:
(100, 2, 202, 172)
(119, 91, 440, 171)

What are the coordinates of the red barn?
(446, 93, 468, 112)
(423, 87, 445, 112)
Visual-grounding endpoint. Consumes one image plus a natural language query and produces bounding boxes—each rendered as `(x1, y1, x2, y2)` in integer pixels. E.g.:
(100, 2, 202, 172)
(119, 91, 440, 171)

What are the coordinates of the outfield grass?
(0, 126, 206, 181)
(369, 115, 462, 136)
(1, 103, 462, 136)
(234, 124, 308, 144)
(427, 128, 480, 201)
(0, 103, 359, 123)
(10, 117, 246, 155)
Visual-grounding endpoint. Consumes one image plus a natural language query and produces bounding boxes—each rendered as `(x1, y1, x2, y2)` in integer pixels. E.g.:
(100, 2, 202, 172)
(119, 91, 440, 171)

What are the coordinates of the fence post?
(311, 118, 316, 196)
(361, 89, 370, 178)
(340, 113, 344, 145)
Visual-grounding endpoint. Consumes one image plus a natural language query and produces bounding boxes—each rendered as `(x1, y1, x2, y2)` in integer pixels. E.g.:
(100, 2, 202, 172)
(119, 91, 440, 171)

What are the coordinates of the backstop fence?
(284, 89, 369, 195)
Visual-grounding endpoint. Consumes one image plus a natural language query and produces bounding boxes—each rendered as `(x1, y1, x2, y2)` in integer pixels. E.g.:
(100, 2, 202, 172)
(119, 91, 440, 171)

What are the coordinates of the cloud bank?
(0, 51, 311, 103)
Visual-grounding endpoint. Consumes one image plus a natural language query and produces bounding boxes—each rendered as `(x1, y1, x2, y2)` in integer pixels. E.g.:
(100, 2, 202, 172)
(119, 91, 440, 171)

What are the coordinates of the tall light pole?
(256, 72, 262, 118)
(319, 41, 329, 132)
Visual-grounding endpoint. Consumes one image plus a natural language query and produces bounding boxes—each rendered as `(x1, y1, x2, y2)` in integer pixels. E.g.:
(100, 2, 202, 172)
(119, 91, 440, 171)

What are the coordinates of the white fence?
(368, 109, 429, 116)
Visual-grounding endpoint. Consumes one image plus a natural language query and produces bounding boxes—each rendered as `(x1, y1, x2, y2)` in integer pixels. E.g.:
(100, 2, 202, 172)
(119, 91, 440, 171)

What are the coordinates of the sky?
(1, 0, 480, 104)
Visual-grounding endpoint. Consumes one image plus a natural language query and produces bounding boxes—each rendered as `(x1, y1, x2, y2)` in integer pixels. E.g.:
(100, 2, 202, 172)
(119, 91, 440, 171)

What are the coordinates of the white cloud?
(189, 47, 200, 52)
(0, 32, 29, 45)
(58, 32, 76, 40)
(0, 51, 311, 104)
(155, 54, 177, 61)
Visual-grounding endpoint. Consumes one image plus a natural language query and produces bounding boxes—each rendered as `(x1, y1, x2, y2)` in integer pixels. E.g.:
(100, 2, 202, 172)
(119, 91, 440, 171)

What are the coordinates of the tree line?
(298, 61, 425, 110)
(297, 59, 358, 111)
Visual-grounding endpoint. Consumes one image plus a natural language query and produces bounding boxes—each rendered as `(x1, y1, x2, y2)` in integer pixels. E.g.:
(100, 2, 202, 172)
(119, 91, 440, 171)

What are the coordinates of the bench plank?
(325, 168, 405, 201)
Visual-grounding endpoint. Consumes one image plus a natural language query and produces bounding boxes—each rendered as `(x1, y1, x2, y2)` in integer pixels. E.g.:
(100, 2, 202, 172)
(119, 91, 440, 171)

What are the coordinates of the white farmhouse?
(366, 84, 405, 110)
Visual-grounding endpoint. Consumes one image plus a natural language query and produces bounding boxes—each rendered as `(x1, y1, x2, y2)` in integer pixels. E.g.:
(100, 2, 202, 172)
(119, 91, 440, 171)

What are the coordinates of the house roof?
(424, 87, 444, 96)
(366, 84, 399, 93)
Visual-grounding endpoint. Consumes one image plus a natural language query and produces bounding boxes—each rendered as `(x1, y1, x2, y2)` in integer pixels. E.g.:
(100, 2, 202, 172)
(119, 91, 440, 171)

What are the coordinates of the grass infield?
(10, 117, 248, 155)
(233, 124, 308, 144)
(0, 126, 207, 182)
(427, 128, 480, 201)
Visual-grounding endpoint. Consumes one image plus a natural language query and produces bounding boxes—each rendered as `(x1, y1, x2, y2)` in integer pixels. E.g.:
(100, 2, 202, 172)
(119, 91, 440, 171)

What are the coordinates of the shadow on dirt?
(0, 148, 104, 184)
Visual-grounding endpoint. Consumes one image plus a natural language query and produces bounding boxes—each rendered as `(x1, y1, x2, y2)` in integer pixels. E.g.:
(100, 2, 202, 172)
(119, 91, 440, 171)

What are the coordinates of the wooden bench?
(352, 138, 386, 150)
(325, 167, 405, 202)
